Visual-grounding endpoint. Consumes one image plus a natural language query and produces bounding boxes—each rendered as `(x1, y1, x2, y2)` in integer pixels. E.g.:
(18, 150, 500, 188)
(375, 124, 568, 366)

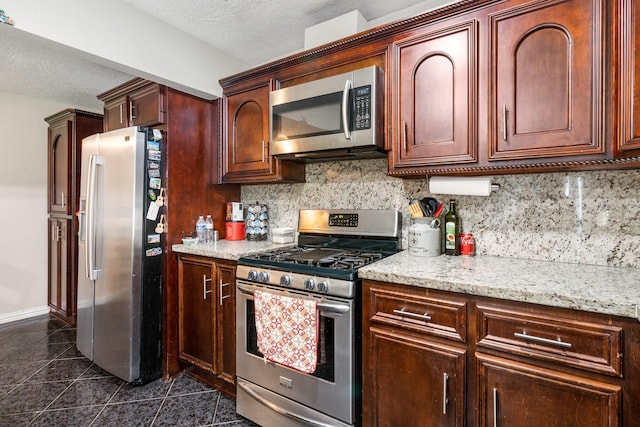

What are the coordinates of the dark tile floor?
(0, 315, 259, 426)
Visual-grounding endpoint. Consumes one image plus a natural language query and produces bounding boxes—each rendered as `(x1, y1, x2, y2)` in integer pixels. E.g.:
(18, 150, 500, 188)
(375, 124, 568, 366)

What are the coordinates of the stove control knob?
(304, 278, 316, 290)
(247, 270, 258, 281)
(317, 281, 329, 293)
(258, 271, 269, 283)
(280, 275, 292, 287)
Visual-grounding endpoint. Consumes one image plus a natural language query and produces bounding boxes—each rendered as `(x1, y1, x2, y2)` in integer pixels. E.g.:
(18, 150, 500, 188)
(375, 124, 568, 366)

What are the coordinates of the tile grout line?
(88, 377, 125, 427)
(26, 361, 96, 426)
(149, 375, 176, 426)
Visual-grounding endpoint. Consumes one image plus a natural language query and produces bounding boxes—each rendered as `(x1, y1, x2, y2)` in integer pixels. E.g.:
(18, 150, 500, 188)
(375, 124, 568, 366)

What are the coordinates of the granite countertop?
(172, 240, 294, 261)
(358, 251, 640, 320)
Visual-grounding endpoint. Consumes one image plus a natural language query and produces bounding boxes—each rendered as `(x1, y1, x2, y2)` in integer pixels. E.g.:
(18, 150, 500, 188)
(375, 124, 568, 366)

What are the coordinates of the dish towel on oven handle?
(254, 289, 319, 374)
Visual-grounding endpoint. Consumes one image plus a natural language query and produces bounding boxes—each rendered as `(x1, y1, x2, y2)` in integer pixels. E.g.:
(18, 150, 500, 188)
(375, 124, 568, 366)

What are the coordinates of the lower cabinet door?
(215, 262, 236, 388)
(178, 256, 215, 371)
(364, 326, 466, 427)
(477, 353, 621, 427)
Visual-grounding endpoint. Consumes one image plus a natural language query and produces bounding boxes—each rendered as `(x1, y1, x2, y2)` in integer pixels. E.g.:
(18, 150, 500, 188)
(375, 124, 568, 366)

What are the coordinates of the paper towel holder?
(427, 176, 500, 196)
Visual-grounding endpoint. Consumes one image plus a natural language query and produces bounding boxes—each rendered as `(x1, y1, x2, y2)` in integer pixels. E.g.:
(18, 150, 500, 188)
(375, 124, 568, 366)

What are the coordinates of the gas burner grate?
(248, 248, 386, 271)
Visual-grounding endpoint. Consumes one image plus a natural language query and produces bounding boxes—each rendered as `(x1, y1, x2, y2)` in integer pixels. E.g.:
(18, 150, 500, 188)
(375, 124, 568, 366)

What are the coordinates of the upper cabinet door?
(226, 85, 271, 176)
(389, 19, 478, 174)
(129, 83, 166, 127)
(222, 84, 305, 184)
(48, 120, 71, 214)
(489, 0, 605, 161)
(618, 0, 640, 154)
(103, 96, 128, 131)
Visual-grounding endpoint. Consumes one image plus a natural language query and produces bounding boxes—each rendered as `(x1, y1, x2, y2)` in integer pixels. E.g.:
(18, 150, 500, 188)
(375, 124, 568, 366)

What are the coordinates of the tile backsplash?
(242, 158, 640, 268)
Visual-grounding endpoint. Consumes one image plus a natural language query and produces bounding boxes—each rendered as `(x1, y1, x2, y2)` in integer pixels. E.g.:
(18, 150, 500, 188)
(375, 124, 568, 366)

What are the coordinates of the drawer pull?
(514, 331, 572, 349)
(442, 372, 448, 415)
(393, 308, 431, 322)
(493, 387, 498, 427)
(203, 274, 213, 300)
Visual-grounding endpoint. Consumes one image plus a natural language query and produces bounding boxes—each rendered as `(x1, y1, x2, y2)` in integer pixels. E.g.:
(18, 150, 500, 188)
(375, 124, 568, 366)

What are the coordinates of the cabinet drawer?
(476, 305, 623, 377)
(368, 285, 467, 343)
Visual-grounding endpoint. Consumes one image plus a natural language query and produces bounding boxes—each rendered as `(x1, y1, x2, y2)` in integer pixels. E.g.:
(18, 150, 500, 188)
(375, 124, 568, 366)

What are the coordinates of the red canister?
(459, 233, 475, 256)
(225, 221, 246, 240)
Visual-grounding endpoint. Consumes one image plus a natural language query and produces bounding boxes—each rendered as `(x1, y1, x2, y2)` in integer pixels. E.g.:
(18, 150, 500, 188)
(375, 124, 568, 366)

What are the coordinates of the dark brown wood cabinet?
(100, 79, 165, 131)
(363, 281, 467, 426)
(363, 279, 640, 427)
(488, 0, 604, 161)
(45, 109, 103, 326)
(47, 216, 70, 321)
(177, 254, 236, 395)
(221, 81, 305, 184)
(388, 0, 611, 176)
(477, 354, 620, 427)
(389, 17, 478, 173)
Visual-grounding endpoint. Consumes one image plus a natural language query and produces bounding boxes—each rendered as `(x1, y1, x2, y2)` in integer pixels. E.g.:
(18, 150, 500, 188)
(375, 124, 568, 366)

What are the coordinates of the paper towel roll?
(428, 176, 496, 196)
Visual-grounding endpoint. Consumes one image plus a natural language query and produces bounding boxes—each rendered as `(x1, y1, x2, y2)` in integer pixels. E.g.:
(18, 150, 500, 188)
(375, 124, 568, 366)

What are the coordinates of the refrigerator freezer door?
(92, 127, 146, 383)
(77, 133, 100, 361)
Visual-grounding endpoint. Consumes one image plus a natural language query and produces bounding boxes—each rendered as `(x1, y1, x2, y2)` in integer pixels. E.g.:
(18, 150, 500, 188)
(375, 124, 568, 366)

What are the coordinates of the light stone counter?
(358, 251, 640, 320)
(172, 240, 293, 261)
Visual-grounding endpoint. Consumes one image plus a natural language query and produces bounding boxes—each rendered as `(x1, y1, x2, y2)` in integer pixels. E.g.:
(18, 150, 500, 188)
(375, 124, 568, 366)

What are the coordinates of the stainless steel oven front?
(235, 280, 360, 427)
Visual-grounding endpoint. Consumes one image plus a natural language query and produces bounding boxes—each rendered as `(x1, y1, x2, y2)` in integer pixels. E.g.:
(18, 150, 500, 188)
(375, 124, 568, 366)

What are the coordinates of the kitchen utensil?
(409, 199, 423, 217)
(433, 202, 444, 218)
(420, 197, 440, 216)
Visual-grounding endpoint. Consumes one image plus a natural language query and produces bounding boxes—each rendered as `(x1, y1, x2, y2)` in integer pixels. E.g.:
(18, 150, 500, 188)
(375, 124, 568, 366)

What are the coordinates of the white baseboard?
(0, 306, 50, 325)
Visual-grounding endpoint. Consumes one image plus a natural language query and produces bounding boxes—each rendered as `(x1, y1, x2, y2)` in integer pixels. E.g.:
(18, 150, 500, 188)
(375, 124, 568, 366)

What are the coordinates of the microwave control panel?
(354, 85, 371, 130)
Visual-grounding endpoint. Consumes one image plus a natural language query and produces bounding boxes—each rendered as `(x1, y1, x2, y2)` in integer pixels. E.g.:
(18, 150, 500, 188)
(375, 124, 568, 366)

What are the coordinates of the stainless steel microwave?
(269, 65, 385, 161)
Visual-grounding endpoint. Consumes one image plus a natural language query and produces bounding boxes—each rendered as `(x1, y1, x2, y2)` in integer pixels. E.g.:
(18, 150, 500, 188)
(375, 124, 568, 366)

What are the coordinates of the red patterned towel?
(254, 289, 318, 373)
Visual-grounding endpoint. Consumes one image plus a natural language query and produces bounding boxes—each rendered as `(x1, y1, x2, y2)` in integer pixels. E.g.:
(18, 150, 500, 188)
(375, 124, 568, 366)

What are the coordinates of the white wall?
(0, 91, 74, 323)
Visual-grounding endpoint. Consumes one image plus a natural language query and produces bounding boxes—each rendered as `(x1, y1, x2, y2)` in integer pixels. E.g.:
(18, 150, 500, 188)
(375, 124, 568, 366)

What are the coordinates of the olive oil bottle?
(444, 199, 460, 255)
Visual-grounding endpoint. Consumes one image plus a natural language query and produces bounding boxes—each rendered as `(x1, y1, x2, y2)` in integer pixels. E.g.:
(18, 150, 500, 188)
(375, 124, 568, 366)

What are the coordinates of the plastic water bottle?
(205, 215, 214, 244)
(195, 216, 206, 243)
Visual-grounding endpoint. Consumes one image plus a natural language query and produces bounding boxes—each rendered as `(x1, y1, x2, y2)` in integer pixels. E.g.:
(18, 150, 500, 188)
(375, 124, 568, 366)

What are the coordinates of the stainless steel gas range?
(235, 209, 401, 427)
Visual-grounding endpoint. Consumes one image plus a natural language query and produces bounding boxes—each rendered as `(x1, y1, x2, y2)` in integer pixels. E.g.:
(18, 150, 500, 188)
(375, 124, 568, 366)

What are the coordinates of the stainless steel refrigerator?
(77, 126, 163, 385)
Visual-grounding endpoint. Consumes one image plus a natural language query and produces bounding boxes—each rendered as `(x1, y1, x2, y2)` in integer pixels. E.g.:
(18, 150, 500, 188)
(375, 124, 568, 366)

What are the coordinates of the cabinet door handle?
(514, 331, 572, 348)
(392, 308, 431, 322)
(442, 372, 448, 415)
(52, 224, 58, 242)
(402, 120, 408, 151)
(502, 105, 507, 141)
(493, 387, 498, 427)
(219, 279, 231, 305)
(119, 103, 124, 124)
(61, 191, 66, 208)
(203, 274, 212, 300)
(129, 101, 136, 122)
(261, 141, 266, 163)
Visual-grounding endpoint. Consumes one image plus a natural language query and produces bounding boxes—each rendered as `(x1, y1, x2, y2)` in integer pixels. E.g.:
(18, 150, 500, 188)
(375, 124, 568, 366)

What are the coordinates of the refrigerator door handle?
(86, 154, 103, 280)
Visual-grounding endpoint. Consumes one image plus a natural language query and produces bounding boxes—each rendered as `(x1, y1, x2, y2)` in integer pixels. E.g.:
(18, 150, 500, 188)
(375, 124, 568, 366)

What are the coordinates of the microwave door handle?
(342, 79, 352, 140)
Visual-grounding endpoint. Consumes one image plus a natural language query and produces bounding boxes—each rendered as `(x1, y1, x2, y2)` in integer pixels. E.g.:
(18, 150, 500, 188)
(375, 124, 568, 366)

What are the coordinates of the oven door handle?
(236, 283, 350, 315)
(238, 379, 340, 427)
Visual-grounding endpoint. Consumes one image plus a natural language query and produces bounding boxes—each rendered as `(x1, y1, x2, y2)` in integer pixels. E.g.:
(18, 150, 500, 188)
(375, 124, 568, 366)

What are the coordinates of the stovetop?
(236, 209, 401, 297)
(239, 246, 388, 281)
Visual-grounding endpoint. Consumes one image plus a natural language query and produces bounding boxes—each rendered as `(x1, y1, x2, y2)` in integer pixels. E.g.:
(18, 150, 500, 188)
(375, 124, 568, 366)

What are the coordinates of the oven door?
(236, 280, 359, 426)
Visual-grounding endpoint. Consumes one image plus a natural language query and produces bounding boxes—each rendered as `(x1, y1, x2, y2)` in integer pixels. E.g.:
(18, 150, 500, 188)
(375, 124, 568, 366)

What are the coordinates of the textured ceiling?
(0, 0, 434, 111)
(120, 0, 434, 65)
(0, 25, 134, 111)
